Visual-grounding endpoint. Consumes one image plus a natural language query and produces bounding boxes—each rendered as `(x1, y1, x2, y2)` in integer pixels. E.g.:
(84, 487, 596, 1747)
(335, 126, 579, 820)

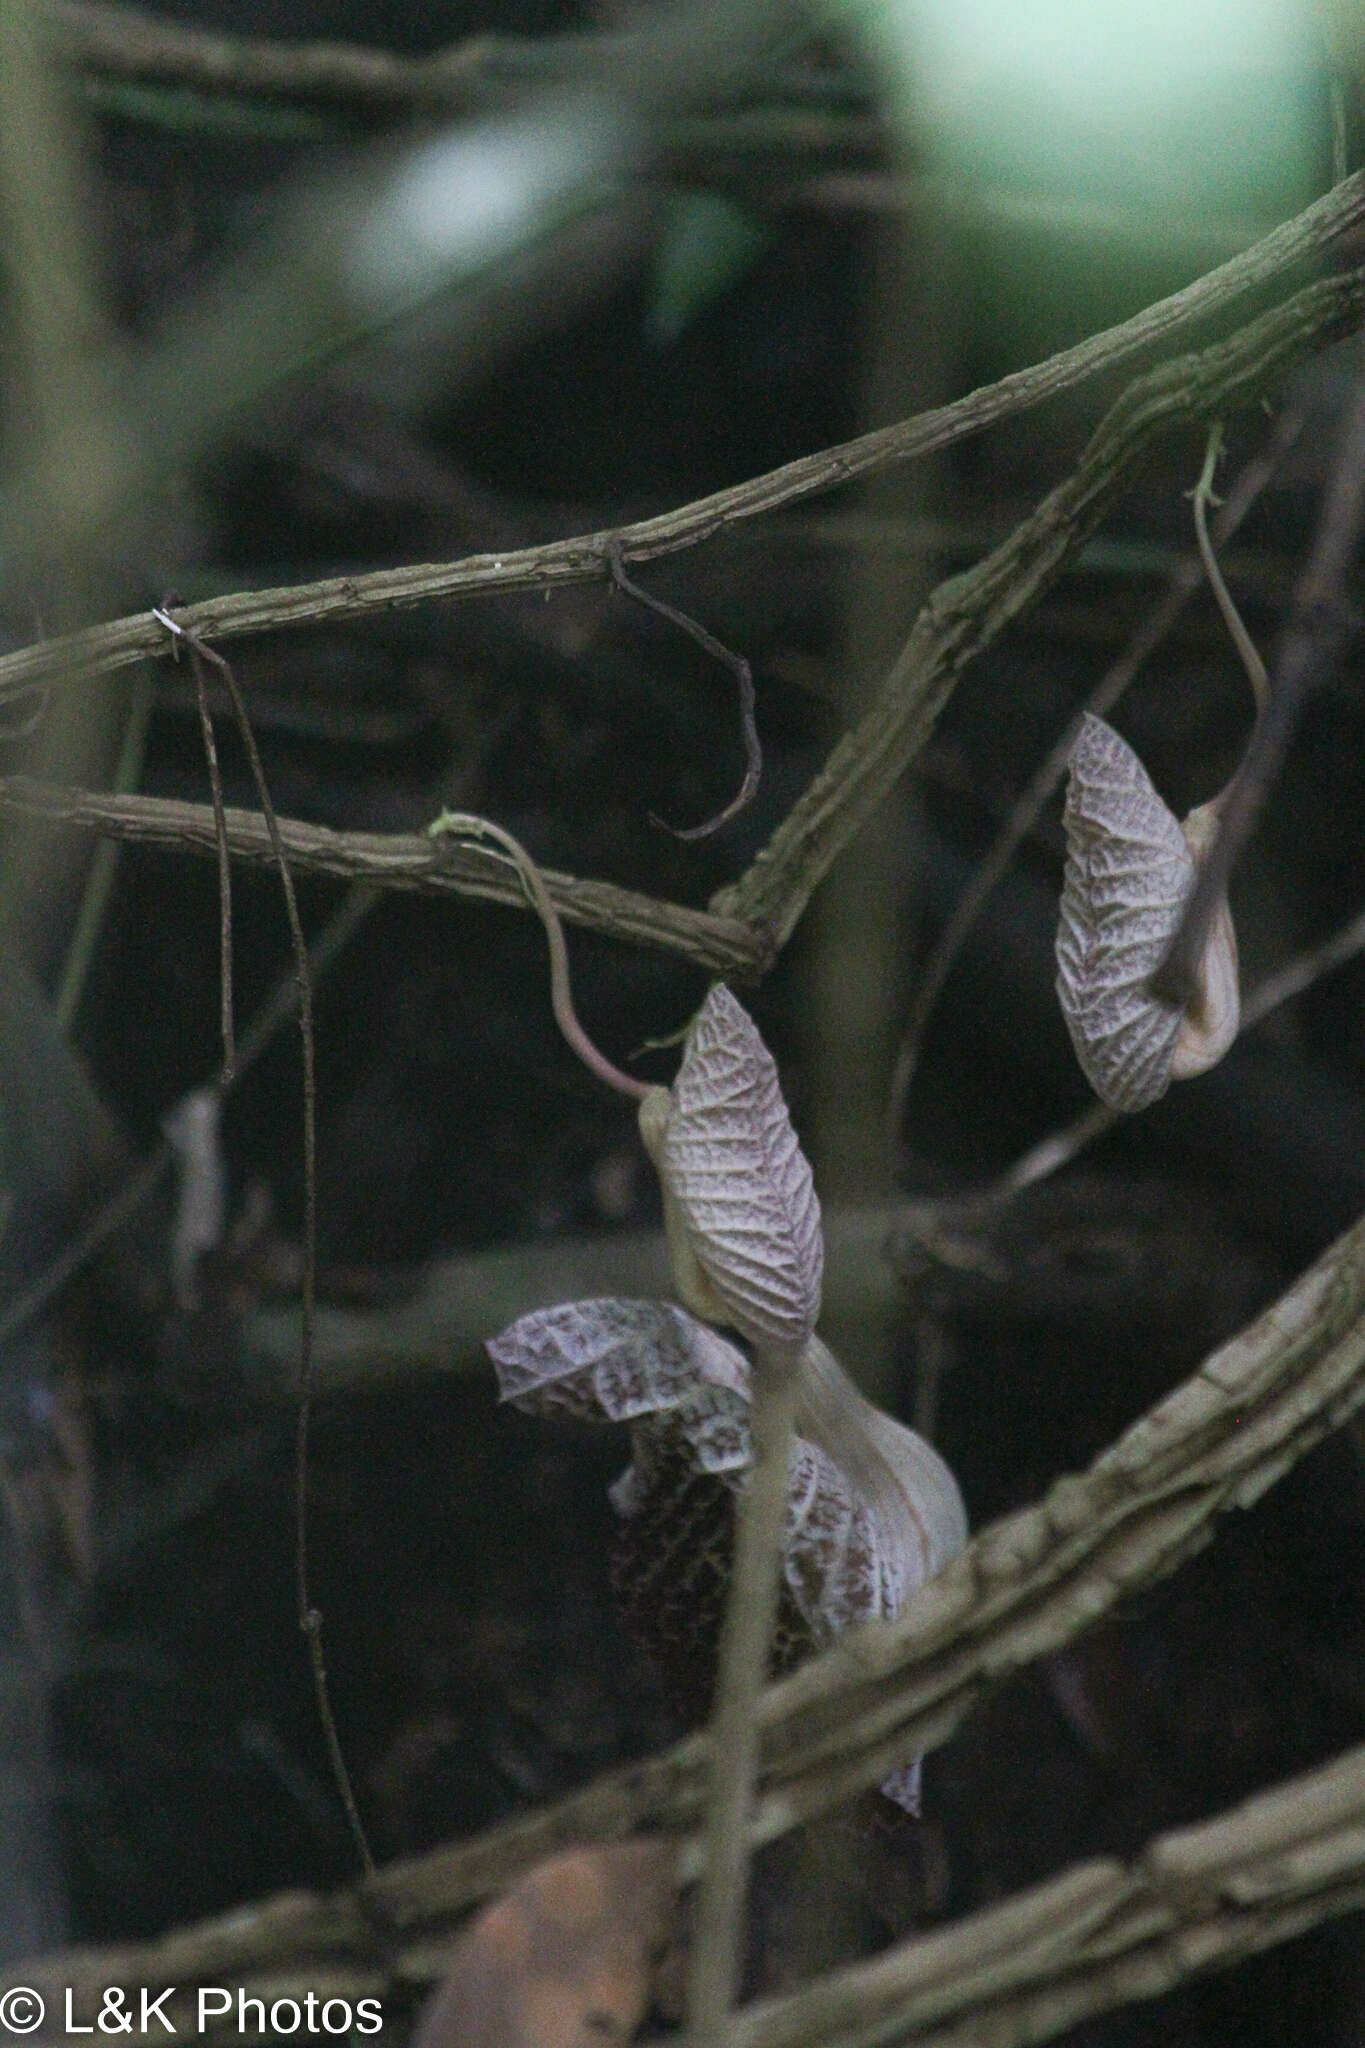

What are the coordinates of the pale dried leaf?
(163, 1087, 225, 1306)
(661, 984, 822, 1351)
(1056, 714, 1194, 1112)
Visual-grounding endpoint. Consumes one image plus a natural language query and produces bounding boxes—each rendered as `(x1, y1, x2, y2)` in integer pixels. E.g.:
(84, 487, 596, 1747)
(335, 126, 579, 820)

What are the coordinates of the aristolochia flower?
(1056, 714, 1239, 1112)
(488, 1294, 966, 1810)
(488, 985, 967, 1812)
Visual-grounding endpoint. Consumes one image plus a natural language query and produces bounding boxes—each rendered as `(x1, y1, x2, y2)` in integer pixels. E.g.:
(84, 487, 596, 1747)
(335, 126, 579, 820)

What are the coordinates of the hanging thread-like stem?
(154, 606, 374, 1878)
(608, 540, 761, 839)
(427, 808, 651, 1101)
(1191, 423, 1270, 722)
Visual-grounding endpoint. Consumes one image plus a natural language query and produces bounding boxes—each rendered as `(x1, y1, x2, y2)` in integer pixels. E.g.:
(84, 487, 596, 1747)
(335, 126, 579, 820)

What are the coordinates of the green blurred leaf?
(646, 192, 769, 344)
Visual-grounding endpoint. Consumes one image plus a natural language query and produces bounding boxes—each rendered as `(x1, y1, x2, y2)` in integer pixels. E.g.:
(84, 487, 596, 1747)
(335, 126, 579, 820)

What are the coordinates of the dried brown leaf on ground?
(410, 1839, 679, 2048)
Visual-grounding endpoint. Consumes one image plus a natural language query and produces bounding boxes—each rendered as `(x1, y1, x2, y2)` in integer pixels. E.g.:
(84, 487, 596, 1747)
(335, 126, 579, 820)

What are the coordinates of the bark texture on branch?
(732, 1741, 1365, 2048)
(2, 172, 1365, 704)
(4, 273, 1359, 994)
(0, 777, 767, 978)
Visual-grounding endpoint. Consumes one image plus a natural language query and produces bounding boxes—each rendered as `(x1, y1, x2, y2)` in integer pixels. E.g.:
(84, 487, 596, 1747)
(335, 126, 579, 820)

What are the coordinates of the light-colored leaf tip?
(1056, 715, 1239, 1113)
(657, 984, 823, 1353)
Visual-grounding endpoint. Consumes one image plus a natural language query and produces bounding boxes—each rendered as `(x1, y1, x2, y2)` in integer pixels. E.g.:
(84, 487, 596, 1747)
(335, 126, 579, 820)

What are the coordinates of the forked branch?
(713, 266, 1365, 943)
(5, 274, 1359, 1017)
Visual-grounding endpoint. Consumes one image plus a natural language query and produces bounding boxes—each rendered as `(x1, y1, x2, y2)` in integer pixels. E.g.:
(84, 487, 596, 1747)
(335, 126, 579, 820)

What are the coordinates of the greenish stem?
(685, 1352, 800, 2045)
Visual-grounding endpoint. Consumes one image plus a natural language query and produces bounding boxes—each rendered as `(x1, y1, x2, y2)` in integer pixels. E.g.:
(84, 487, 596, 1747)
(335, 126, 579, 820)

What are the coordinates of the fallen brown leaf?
(412, 1838, 679, 2048)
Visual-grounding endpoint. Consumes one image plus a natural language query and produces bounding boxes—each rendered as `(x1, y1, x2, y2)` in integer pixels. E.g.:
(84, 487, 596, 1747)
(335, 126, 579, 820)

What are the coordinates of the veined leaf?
(1056, 713, 1238, 1112)
(661, 985, 823, 1352)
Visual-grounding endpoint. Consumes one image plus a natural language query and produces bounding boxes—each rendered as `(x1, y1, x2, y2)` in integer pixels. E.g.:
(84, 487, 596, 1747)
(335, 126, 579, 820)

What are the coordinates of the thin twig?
(685, 1358, 800, 2045)
(1153, 351, 1365, 1009)
(214, 658, 370, 1880)
(992, 1096, 1119, 1202)
(154, 609, 373, 1878)
(885, 406, 1302, 1145)
(5, 174, 1365, 704)
(0, 776, 767, 977)
(163, 612, 235, 1076)
(1190, 422, 1270, 718)
(231, 883, 378, 1082)
(608, 541, 761, 838)
(427, 808, 651, 1099)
